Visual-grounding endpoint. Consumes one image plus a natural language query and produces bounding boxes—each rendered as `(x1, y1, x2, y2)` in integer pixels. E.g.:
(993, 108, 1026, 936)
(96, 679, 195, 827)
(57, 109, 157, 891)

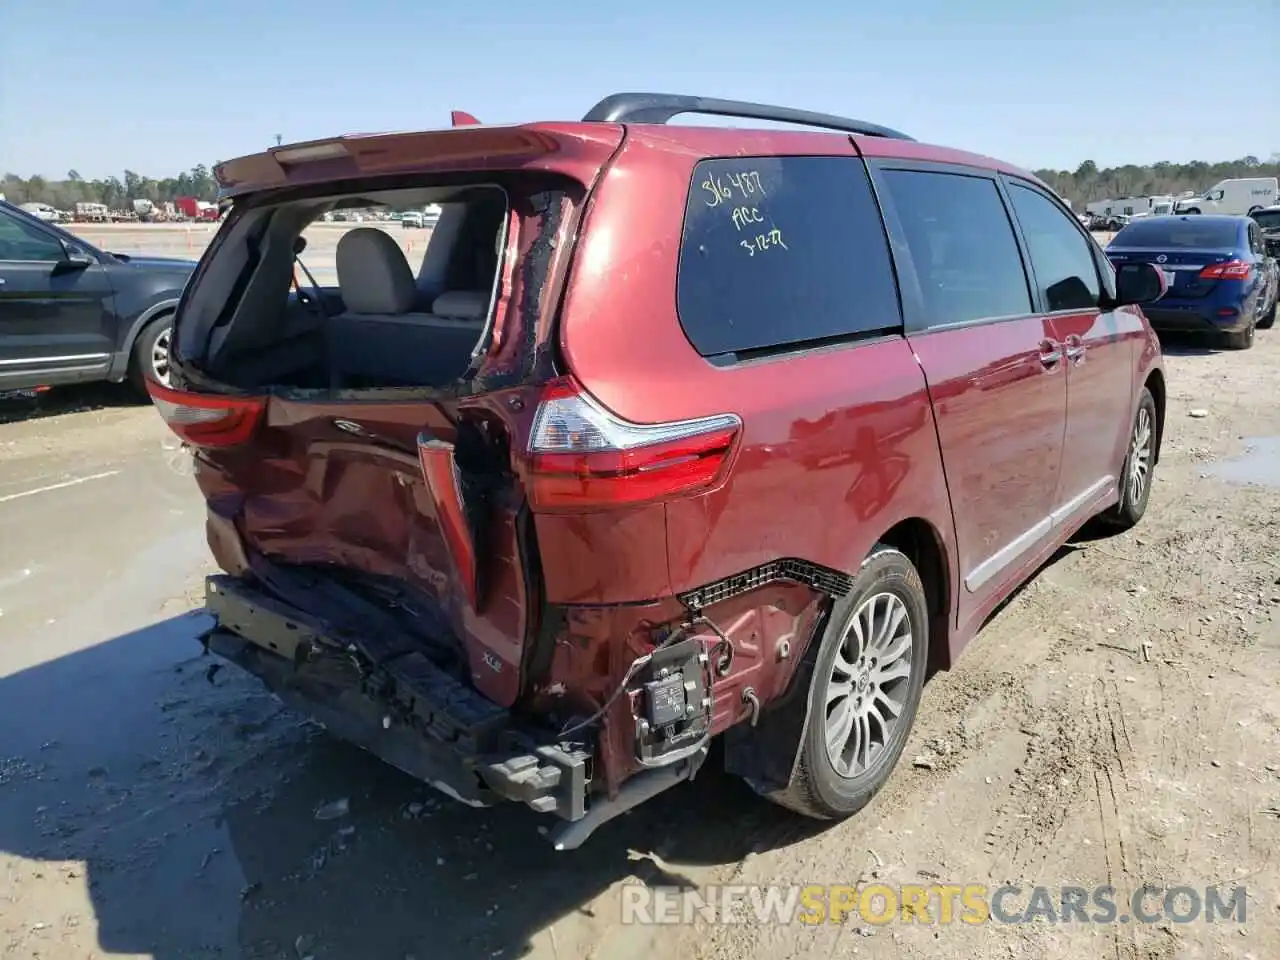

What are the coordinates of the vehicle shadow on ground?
(0, 383, 145, 425)
(1154, 331, 1223, 357)
(0, 613, 823, 959)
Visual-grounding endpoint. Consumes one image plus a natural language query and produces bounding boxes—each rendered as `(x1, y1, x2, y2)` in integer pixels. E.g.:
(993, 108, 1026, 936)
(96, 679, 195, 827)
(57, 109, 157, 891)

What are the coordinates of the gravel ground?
(0, 323, 1276, 960)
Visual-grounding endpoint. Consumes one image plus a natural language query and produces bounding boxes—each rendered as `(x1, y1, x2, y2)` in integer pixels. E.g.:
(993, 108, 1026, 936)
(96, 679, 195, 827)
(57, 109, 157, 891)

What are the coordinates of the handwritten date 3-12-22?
(700, 168, 789, 256)
(740, 228, 788, 256)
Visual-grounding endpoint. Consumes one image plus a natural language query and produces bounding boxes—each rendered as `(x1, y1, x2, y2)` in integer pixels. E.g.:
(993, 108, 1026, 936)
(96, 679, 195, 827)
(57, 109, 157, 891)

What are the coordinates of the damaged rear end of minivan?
(151, 122, 716, 848)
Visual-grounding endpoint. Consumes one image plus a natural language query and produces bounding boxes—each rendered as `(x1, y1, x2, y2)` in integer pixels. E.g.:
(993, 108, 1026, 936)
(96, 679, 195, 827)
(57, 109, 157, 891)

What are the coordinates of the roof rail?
(581, 92, 915, 141)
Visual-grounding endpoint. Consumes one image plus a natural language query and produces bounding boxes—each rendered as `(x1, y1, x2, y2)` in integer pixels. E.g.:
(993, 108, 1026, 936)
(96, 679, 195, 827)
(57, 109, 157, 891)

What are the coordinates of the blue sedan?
(1106, 215, 1279, 349)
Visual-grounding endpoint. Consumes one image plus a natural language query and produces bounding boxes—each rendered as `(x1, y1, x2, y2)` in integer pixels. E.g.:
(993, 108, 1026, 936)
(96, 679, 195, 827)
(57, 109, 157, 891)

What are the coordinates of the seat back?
(329, 229, 487, 386)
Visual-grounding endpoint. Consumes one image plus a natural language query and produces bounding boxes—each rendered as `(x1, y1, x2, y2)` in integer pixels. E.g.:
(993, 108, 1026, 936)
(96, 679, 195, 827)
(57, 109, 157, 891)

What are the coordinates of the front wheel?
(1102, 387, 1158, 531)
(128, 314, 175, 394)
(767, 545, 929, 820)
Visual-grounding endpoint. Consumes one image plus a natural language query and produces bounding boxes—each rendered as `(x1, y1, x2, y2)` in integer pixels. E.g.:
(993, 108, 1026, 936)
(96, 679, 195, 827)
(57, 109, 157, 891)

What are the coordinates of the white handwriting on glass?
(740, 229, 788, 256)
(701, 169, 767, 208)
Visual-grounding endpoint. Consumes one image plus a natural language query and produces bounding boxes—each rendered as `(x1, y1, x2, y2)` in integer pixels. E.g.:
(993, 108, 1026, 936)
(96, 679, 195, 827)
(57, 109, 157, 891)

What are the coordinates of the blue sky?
(2, 0, 1275, 179)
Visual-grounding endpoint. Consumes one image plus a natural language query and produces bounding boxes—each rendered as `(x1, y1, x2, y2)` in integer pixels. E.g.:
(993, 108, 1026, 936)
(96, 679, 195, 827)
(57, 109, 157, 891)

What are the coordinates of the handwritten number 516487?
(701, 170, 767, 208)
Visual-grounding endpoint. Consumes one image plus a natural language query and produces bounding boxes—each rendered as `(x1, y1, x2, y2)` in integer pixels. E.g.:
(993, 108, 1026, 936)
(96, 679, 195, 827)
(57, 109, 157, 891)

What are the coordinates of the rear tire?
(766, 545, 929, 820)
(128, 313, 175, 395)
(1223, 313, 1256, 350)
(1102, 387, 1157, 531)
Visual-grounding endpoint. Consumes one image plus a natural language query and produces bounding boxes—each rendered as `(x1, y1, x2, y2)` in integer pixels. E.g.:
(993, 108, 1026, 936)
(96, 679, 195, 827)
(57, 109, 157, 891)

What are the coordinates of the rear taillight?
(147, 380, 266, 448)
(527, 377, 741, 510)
(1199, 260, 1252, 280)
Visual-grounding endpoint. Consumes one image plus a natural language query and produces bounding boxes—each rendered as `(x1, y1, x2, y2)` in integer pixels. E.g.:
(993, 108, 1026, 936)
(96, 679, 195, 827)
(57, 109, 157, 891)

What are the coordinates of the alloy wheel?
(1128, 406, 1153, 504)
(151, 327, 172, 387)
(824, 592, 914, 777)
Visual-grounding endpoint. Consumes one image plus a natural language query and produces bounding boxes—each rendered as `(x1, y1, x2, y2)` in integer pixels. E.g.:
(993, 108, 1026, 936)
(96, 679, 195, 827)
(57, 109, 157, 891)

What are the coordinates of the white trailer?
(75, 202, 109, 223)
(1124, 195, 1176, 218)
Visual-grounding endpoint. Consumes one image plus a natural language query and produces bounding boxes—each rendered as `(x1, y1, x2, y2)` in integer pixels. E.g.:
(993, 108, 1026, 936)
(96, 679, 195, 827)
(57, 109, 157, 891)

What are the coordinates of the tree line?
(1, 167, 220, 210)
(1034, 155, 1279, 208)
(3, 154, 1278, 212)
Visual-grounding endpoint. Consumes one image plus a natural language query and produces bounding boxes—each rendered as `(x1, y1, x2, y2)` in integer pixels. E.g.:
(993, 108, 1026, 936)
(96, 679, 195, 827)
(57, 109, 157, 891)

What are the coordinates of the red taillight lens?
(1199, 260, 1252, 280)
(146, 379, 266, 448)
(527, 377, 741, 511)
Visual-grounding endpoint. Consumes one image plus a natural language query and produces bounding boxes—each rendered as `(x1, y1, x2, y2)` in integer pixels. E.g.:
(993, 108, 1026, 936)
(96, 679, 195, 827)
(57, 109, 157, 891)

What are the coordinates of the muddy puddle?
(1204, 436, 1280, 488)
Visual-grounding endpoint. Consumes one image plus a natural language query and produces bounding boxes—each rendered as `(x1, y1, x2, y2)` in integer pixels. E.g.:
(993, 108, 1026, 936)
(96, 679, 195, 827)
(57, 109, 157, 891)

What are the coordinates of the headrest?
(335, 228, 417, 314)
(431, 290, 489, 321)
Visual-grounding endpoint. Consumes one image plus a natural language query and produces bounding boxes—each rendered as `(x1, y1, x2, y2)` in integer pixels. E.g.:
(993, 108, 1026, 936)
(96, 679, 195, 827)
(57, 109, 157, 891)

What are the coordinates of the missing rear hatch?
(172, 174, 569, 398)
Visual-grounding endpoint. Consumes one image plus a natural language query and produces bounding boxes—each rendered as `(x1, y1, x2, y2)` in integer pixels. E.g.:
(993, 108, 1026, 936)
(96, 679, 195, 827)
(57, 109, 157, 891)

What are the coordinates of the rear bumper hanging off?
(202, 575, 701, 847)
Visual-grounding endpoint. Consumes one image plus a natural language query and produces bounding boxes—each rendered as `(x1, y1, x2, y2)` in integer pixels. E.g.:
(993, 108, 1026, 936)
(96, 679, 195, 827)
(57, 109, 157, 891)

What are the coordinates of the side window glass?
(0, 210, 66, 262)
(1008, 183, 1102, 312)
(676, 156, 901, 358)
(878, 169, 1032, 327)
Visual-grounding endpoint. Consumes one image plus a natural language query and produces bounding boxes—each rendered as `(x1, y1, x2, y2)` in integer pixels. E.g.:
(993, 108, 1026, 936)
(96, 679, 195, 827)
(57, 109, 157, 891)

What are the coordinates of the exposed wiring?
(555, 614, 728, 740)
(685, 611, 734, 676)
(557, 652, 653, 739)
(558, 611, 727, 742)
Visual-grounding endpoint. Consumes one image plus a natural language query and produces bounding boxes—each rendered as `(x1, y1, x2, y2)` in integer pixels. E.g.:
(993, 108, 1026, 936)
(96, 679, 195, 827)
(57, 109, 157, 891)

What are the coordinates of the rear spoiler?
(212, 116, 615, 199)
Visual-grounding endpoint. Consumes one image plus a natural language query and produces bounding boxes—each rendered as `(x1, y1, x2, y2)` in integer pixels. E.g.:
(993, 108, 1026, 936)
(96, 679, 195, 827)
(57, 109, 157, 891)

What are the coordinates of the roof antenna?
(451, 111, 481, 127)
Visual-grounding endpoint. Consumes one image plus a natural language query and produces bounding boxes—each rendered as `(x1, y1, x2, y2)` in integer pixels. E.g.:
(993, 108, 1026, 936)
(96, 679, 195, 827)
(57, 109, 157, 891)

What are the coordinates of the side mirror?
(57, 243, 96, 272)
(1113, 262, 1166, 306)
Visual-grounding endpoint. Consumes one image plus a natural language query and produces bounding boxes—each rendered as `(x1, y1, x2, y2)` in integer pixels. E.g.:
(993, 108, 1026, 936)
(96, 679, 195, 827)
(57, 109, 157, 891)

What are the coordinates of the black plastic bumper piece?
(204, 575, 591, 822)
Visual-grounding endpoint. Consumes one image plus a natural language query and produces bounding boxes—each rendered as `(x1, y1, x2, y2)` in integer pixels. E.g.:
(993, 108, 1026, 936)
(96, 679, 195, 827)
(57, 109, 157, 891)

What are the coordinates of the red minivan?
(152, 93, 1168, 849)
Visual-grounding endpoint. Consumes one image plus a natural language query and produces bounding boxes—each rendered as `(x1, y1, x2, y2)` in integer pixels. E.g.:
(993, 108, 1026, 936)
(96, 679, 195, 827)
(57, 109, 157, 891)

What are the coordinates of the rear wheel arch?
(875, 517, 952, 673)
(722, 523, 950, 803)
(122, 300, 179, 357)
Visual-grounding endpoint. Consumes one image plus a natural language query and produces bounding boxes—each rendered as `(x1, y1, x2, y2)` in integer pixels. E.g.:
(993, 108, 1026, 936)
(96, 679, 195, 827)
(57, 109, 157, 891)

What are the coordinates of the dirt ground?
(1, 320, 1277, 959)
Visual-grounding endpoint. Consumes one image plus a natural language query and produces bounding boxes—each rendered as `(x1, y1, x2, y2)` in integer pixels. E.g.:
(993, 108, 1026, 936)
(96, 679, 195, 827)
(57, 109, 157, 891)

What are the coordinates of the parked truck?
(175, 196, 220, 221)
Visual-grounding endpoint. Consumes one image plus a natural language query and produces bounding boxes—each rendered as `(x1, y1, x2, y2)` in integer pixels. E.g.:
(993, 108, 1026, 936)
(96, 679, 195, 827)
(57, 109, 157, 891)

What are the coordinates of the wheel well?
(877, 518, 951, 674)
(1144, 369, 1166, 465)
(125, 309, 174, 370)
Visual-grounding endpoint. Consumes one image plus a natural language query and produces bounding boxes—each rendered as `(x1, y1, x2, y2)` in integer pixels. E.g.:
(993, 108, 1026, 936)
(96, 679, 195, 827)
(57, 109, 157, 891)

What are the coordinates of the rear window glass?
(676, 156, 900, 358)
(1112, 218, 1241, 248)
